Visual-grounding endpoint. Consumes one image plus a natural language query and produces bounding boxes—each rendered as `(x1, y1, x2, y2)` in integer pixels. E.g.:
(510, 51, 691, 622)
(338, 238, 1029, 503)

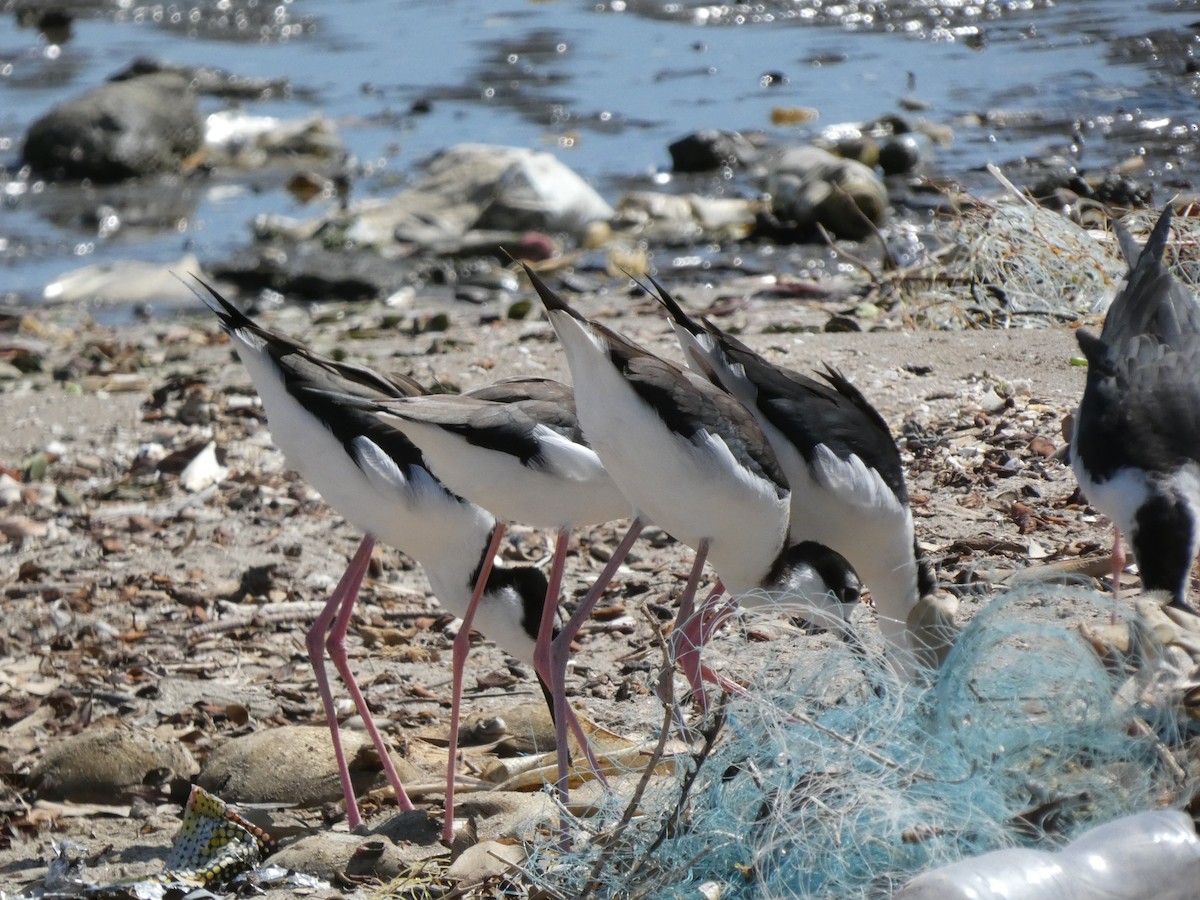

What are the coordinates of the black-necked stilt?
(521, 265, 862, 796)
(198, 281, 549, 836)
(349, 377, 630, 794)
(647, 278, 946, 677)
(1072, 205, 1200, 613)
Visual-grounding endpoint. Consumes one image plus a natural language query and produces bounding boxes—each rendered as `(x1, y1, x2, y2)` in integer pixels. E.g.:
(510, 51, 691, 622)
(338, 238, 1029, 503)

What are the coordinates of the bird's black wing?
(466, 378, 582, 441)
(195, 278, 427, 473)
(622, 354, 789, 497)
(1102, 207, 1200, 350)
(711, 334, 907, 502)
(1076, 332, 1200, 480)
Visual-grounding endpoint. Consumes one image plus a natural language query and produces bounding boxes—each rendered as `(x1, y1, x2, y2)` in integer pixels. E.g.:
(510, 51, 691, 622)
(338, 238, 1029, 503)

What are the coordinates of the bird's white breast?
(229, 330, 495, 619)
(551, 312, 788, 593)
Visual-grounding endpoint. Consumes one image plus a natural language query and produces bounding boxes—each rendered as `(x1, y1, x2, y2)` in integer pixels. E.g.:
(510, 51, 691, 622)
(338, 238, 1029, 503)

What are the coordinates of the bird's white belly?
(232, 340, 493, 612)
(574, 365, 788, 592)
(761, 429, 920, 651)
(1071, 455, 1152, 541)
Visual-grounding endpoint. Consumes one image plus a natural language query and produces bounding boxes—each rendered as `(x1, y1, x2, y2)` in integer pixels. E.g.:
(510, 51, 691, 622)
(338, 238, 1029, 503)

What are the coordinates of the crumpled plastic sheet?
(15, 785, 276, 899)
(895, 809, 1200, 900)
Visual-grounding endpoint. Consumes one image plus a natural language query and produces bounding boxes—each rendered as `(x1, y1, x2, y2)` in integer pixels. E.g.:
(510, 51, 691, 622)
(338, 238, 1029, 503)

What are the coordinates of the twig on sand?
(582, 607, 682, 897)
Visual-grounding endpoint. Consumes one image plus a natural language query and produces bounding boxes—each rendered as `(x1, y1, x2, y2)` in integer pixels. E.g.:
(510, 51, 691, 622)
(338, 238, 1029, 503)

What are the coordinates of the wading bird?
(200, 282, 551, 835)
(1072, 205, 1200, 613)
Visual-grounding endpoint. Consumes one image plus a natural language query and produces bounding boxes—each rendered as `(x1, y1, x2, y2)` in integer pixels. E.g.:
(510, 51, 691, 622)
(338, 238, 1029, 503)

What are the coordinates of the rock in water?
(23, 72, 202, 182)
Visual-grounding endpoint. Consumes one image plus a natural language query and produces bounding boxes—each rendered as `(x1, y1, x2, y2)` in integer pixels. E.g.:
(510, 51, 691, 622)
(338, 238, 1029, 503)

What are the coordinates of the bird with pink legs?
(521, 265, 863, 803)
(200, 281, 551, 838)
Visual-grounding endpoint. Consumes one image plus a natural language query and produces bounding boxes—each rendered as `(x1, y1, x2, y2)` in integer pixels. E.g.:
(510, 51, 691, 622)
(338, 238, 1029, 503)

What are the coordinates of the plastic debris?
(531, 585, 1197, 898)
(18, 786, 274, 898)
(895, 809, 1200, 899)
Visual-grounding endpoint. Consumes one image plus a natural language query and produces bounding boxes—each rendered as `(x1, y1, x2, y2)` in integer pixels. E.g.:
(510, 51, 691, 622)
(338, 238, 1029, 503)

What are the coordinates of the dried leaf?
(0, 516, 48, 539)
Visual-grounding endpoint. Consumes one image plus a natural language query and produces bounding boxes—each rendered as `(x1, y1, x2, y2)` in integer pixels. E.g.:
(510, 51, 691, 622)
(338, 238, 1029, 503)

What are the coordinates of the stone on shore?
(341, 144, 613, 249)
(29, 727, 199, 803)
(23, 72, 202, 182)
(767, 145, 888, 240)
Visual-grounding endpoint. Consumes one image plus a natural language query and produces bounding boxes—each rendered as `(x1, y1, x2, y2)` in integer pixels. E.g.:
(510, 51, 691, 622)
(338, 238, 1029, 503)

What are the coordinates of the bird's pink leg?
(442, 522, 506, 843)
(532, 530, 567, 717)
(679, 582, 754, 704)
(550, 518, 645, 810)
(697, 590, 750, 699)
(325, 538, 416, 820)
(306, 535, 377, 830)
(698, 587, 736, 645)
(535, 529, 608, 788)
(1111, 527, 1125, 602)
(667, 542, 711, 714)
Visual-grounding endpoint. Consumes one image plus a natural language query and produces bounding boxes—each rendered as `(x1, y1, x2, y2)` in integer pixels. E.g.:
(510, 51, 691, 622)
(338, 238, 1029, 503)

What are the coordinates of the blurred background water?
(0, 0, 1196, 306)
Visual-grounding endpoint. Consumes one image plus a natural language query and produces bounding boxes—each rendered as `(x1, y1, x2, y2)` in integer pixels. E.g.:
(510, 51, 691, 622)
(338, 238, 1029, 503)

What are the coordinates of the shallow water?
(0, 0, 1197, 307)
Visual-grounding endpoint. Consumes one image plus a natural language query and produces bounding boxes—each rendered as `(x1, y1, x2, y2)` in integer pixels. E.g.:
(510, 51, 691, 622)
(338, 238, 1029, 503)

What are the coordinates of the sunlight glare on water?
(0, 0, 1192, 305)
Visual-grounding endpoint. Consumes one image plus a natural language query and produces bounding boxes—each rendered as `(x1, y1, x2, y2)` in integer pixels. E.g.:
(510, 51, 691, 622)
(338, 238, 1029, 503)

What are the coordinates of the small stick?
(582, 607, 681, 897)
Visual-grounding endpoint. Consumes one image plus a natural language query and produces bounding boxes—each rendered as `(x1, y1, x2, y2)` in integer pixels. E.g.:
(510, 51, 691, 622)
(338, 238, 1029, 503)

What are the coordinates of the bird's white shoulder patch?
(1072, 459, 1152, 538)
(351, 435, 432, 500)
(232, 326, 269, 356)
(1164, 463, 1200, 521)
(811, 444, 904, 517)
(529, 424, 608, 482)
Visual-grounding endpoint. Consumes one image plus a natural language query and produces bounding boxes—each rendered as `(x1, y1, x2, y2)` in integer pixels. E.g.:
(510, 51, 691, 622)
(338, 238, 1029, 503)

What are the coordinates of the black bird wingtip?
(517, 260, 584, 321)
(1074, 325, 1103, 356)
(816, 362, 858, 399)
(636, 271, 706, 337)
(820, 361, 846, 382)
(183, 272, 251, 331)
(300, 385, 380, 413)
(1113, 202, 1175, 272)
(1140, 202, 1176, 268)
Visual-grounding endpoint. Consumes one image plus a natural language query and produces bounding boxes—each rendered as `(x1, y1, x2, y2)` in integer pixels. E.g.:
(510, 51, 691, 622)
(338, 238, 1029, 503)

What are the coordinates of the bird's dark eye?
(840, 583, 862, 605)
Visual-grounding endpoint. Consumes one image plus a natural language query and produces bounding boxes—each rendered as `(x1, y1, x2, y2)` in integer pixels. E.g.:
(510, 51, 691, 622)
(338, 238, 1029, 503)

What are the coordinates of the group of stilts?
(200, 203, 1200, 840)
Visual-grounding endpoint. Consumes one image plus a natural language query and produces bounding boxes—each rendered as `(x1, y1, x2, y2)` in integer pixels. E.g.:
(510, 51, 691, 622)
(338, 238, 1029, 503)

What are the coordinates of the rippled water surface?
(1, 0, 1197, 304)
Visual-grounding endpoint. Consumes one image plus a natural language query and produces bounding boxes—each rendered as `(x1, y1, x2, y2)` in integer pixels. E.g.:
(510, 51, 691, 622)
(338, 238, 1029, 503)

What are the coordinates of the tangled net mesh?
(530, 584, 1196, 898)
(905, 197, 1200, 329)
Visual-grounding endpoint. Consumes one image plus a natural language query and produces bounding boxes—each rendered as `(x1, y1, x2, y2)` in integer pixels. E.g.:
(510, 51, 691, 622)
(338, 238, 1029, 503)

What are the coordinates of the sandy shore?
(0, 284, 1107, 894)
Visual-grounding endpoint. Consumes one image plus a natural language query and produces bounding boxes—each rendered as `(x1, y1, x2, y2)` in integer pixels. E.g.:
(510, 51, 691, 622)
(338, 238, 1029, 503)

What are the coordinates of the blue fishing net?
(533, 585, 1194, 898)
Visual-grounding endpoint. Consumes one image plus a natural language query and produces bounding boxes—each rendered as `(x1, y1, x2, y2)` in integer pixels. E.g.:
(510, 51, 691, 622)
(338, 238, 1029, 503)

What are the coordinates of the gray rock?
(445, 839, 524, 881)
(615, 190, 758, 244)
(42, 254, 204, 304)
(343, 144, 613, 249)
(204, 110, 344, 168)
(30, 727, 198, 803)
(267, 828, 442, 883)
(878, 133, 933, 176)
(211, 243, 425, 302)
(197, 724, 423, 808)
(220, 145, 613, 298)
(668, 129, 759, 172)
(110, 57, 290, 101)
(23, 72, 202, 182)
(451, 791, 556, 842)
(767, 145, 888, 240)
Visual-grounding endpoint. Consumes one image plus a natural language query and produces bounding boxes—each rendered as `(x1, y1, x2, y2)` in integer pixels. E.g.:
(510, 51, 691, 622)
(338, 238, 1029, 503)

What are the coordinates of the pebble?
(197, 724, 423, 808)
(30, 728, 198, 803)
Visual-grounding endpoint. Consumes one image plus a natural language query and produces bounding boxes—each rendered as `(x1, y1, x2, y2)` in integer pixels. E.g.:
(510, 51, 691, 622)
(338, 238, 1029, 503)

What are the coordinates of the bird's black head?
(485, 564, 552, 644)
(763, 540, 862, 633)
(914, 536, 938, 599)
(776, 540, 862, 606)
(1132, 491, 1199, 612)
